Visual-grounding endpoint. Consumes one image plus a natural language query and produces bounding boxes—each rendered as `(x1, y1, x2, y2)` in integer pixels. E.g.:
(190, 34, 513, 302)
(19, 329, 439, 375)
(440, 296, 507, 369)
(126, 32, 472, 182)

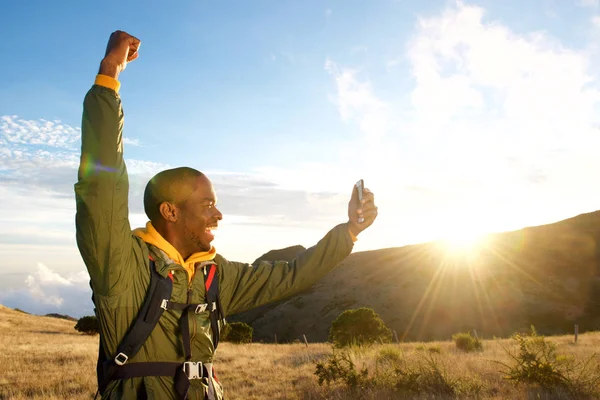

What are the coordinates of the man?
(75, 30, 378, 400)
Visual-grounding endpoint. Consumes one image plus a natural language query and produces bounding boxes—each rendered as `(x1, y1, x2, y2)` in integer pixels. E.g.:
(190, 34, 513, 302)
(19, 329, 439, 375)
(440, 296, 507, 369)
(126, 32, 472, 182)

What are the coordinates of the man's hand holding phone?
(347, 179, 378, 238)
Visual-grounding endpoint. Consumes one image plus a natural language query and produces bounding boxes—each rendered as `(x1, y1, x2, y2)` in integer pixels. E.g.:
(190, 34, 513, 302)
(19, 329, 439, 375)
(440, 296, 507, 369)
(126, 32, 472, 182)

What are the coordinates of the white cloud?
(0, 263, 93, 317)
(0, 114, 142, 150)
(1, 115, 80, 149)
(407, 3, 599, 159)
(324, 59, 391, 140)
(325, 8, 332, 16)
(123, 137, 141, 146)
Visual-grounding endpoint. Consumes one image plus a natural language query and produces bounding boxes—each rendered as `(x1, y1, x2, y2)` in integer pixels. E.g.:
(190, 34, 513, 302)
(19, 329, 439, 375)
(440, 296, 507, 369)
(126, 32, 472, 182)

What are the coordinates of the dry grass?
(1, 305, 600, 399)
(0, 306, 98, 399)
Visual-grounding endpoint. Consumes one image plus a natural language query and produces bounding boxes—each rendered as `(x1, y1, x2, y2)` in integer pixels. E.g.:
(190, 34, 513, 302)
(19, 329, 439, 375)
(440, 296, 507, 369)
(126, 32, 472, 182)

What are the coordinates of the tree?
(222, 322, 253, 344)
(74, 315, 99, 335)
(329, 307, 392, 347)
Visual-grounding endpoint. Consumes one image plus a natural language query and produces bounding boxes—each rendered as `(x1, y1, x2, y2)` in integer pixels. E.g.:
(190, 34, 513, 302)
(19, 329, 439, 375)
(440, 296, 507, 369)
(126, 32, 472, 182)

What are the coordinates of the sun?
(442, 232, 484, 253)
(437, 227, 487, 257)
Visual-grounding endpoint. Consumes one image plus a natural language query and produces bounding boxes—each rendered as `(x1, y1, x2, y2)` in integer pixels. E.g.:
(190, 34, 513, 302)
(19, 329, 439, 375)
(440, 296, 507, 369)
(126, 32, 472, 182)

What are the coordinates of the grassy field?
(1, 305, 599, 399)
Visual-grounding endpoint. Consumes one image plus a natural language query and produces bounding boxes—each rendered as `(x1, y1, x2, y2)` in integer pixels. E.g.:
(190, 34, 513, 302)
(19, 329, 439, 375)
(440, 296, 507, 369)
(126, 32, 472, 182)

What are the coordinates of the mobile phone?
(355, 179, 364, 223)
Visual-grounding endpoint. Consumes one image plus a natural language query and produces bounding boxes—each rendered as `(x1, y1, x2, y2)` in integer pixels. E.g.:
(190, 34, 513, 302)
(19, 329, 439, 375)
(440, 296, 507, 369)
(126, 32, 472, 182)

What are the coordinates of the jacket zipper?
(187, 275, 196, 351)
(190, 266, 204, 400)
(163, 264, 204, 399)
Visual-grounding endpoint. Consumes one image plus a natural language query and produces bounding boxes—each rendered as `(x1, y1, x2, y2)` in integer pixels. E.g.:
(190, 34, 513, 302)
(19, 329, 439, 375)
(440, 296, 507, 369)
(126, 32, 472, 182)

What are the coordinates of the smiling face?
(177, 175, 223, 253)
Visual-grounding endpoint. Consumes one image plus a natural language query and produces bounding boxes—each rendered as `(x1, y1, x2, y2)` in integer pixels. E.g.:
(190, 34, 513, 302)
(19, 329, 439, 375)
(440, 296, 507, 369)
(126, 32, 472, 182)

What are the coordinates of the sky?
(1, 0, 600, 317)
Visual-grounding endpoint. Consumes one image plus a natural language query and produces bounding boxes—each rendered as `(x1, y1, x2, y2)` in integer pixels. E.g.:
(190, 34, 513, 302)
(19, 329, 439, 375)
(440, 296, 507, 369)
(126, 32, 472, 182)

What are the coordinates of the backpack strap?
(204, 264, 225, 349)
(112, 258, 173, 365)
(97, 258, 173, 394)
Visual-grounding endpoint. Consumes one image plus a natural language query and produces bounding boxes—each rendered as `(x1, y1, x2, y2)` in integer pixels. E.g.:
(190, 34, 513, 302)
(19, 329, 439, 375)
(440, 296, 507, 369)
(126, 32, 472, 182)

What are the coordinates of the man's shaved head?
(143, 167, 206, 223)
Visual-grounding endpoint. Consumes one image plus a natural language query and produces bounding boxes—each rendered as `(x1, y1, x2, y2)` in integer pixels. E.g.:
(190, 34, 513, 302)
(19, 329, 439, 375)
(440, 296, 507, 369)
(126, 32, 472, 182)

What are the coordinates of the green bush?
(394, 354, 482, 396)
(428, 345, 442, 354)
(328, 307, 392, 347)
(314, 348, 483, 397)
(314, 350, 369, 389)
(452, 332, 482, 352)
(221, 321, 252, 344)
(497, 326, 600, 397)
(74, 315, 99, 335)
(377, 347, 402, 366)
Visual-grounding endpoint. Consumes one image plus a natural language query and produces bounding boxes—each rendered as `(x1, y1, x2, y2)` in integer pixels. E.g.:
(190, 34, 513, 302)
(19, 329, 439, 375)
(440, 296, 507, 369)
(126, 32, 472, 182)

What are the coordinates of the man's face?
(178, 176, 222, 253)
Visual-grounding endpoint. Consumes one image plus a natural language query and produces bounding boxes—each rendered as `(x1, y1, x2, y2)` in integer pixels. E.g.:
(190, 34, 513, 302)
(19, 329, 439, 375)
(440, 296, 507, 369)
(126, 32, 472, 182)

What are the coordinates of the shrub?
(328, 307, 392, 347)
(377, 347, 402, 366)
(497, 326, 600, 397)
(394, 354, 482, 396)
(314, 350, 369, 389)
(314, 348, 483, 397)
(221, 322, 252, 344)
(428, 345, 442, 354)
(452, 331, 483, 352)
(74, 315, 99, 335)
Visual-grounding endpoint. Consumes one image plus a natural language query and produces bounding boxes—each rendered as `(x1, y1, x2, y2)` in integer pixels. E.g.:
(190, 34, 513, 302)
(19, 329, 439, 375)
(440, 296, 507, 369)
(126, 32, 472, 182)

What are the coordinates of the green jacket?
(74, 83, 355, 400)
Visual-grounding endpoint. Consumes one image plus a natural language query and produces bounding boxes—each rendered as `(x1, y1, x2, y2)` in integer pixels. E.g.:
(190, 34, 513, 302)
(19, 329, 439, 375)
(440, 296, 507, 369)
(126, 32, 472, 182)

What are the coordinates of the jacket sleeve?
(74, 83, 134, 297)
(218, 223, 355, 316)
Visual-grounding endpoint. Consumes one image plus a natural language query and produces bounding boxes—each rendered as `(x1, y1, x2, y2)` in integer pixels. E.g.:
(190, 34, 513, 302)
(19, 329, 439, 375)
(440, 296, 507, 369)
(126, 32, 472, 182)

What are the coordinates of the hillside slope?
(238, 211, 600, 343)
(0, 305, 98, 399)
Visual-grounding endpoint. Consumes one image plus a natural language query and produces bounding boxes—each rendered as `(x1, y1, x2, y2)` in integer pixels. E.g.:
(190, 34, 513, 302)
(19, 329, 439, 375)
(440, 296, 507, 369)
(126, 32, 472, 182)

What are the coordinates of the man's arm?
(219, 223, 355, 316)
(219, 184, 378, 315)
(74, 31, 141, 296)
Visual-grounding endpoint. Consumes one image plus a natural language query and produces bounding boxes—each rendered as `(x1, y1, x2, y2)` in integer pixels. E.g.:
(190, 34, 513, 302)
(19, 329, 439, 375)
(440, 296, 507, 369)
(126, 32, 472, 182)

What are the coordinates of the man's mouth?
(205, 225, 218, 234)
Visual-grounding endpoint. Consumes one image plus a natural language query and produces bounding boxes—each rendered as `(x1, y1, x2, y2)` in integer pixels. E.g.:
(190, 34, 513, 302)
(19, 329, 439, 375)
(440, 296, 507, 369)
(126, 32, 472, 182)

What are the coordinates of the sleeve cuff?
(95, 74, 121, 93)
(348, 226, 358, 242)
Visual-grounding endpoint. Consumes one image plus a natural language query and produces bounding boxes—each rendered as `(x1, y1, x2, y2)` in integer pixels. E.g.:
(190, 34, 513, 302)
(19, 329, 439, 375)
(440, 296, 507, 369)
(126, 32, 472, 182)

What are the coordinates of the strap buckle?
(114, 352, 129, 366)
(183, 361, 203, 379)
(160, 299, 169, 310)
(194, 304, 208, 313)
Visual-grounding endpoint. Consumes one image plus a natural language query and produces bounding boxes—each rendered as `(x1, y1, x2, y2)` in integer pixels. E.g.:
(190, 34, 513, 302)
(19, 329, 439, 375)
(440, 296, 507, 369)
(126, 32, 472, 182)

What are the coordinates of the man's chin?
(198, 239, 214, 253)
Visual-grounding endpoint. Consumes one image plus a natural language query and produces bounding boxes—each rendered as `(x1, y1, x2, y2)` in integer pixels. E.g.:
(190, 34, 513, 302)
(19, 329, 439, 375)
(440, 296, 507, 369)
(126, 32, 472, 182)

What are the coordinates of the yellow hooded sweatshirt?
(133, 222, 216, 281)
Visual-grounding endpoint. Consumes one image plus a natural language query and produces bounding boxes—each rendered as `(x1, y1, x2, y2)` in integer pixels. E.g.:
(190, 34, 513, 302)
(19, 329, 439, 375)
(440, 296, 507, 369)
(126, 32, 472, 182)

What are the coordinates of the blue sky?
(2, 0, 600, 316)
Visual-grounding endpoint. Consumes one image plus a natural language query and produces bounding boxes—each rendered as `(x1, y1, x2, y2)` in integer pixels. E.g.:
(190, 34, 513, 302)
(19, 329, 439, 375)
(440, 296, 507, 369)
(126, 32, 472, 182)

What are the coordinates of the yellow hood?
(133, 221, 216, 281)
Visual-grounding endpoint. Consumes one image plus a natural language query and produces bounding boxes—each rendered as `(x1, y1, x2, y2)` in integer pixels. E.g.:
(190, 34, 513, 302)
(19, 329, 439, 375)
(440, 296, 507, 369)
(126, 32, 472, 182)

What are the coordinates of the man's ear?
(159, 202, 178, 222)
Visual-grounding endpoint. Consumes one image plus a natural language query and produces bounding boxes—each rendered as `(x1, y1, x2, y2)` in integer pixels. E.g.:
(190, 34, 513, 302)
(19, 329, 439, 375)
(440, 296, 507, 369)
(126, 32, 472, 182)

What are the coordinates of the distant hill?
(0, 304, 78, 333)
(0, 306, 77, 321)
(232, 211, 600, 343)
(45, 313, 77, 321)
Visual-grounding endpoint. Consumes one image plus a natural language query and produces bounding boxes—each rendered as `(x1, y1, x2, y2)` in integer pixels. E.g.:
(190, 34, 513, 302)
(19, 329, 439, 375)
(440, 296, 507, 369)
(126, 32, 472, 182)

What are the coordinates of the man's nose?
(214, 207, 223, 220)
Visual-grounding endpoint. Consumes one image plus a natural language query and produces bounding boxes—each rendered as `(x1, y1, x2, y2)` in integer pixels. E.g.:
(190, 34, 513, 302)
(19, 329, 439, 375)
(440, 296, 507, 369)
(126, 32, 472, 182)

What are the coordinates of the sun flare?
(438, 229, 487, 256)
(442, 234, 483, 252)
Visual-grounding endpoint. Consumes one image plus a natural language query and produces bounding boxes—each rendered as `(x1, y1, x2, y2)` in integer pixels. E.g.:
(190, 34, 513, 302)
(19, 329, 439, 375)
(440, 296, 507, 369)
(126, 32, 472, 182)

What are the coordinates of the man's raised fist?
(99, 30, 141, 79)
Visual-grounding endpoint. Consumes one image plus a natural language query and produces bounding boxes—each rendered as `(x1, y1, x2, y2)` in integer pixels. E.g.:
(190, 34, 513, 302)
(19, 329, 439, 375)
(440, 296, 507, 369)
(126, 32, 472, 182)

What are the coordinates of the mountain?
(0, 304, 78, 333)
(233, 211, 600, 343)
(45, 313, 77, 321)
